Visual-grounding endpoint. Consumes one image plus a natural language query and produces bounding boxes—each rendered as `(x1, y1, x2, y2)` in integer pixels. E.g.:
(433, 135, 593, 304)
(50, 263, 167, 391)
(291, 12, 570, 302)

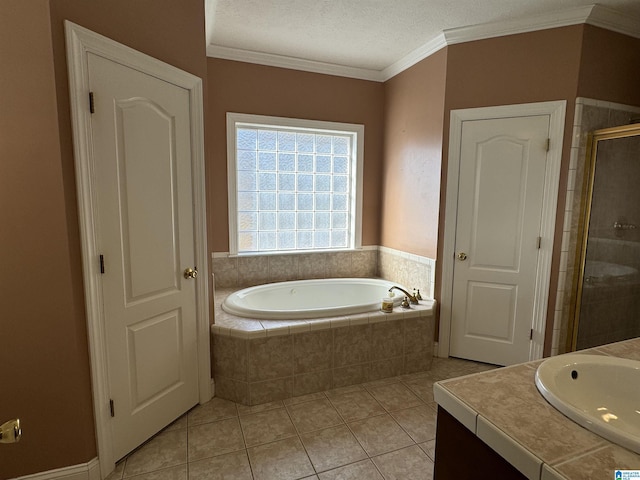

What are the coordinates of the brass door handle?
(183, 267, 198, 279)
(0, 419, 21, 444)
(457, 252, 468, 261)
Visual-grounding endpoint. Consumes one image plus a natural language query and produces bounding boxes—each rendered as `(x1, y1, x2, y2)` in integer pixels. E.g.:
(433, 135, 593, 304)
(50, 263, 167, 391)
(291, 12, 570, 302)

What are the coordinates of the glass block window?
(227, 113, 363, 255)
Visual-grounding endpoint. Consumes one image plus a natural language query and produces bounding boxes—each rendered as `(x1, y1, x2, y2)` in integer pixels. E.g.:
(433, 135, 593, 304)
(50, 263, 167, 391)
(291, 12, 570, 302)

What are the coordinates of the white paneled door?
(449, 115, 550, 366)
(88, 52, 199, 461)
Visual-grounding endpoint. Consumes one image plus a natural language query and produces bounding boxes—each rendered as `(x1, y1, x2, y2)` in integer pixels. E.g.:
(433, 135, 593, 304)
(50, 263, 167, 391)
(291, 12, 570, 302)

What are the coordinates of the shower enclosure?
(571, 124, 640, 350)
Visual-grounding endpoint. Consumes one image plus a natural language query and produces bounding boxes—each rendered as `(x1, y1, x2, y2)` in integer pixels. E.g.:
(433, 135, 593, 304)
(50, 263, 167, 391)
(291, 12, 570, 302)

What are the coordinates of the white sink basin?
(535, 354, 640, 454)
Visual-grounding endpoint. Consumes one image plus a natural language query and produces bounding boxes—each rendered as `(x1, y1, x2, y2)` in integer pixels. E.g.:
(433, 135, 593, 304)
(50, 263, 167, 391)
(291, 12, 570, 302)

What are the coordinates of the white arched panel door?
(449, 115, 549, 366)
(89, 52, 199, 461)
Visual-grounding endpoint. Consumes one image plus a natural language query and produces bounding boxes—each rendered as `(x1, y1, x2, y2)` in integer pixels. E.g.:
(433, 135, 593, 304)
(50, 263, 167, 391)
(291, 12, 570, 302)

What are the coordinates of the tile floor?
(108, 357, 497, 480)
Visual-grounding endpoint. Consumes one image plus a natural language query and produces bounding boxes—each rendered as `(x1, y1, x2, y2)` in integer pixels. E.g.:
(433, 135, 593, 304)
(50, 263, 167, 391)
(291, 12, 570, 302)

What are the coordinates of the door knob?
(457, 252, 468, 261)
(0, 418, 21, 444)
(183, 267, 198, 279)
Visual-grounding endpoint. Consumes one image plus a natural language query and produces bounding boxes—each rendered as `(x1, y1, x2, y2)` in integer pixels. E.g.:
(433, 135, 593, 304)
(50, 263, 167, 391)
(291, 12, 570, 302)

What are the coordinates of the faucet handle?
(414, 289, 423, 301)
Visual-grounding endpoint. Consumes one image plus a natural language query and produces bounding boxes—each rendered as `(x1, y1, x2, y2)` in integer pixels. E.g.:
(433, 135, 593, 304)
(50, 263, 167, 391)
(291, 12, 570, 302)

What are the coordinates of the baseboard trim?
(15, 458, 100, 480)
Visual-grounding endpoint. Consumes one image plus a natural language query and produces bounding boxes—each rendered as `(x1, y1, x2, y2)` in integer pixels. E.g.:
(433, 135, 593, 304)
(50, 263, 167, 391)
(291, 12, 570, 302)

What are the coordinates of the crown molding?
(443, 4, 640, 45)
(443, 5, 595, 45)
(380, 32, 447, 82)
(586, 4, 640, 39)
(206, 45, 384, 82)
(206, 4, 640, 82)
(205, 0, 217, 47)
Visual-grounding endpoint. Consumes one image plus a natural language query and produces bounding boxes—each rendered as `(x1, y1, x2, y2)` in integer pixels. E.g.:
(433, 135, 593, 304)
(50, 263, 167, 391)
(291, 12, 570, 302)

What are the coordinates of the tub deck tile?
(330, 317, 350, 328)
(348, 313, 370, 326)
(289, 323, 311, 334)
(306, 319, 335, 331)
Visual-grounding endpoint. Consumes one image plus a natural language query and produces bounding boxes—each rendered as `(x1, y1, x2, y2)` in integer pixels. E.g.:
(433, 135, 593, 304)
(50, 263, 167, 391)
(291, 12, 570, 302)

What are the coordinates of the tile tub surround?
(434, 337, 640, 479)
(211, 247, 436, 300)
(211, 249, 378, 289)
(377, 246, 435, 300)
(211, 289, 436, 405)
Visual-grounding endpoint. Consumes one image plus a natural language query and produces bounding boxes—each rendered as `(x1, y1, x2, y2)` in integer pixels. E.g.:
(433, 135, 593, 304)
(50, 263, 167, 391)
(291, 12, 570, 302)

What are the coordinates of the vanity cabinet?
(434, 407, 526, 479)
(433, 338, 640, 480)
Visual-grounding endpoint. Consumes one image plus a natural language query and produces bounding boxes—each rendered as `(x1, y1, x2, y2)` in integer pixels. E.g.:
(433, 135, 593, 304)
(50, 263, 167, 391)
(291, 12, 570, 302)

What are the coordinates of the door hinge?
(536, 236, 542, 249)
(99, 254, 105, 274)
(109, 399, 115, 417)
(529, 329, 534, 340)
(545, 138, 550, 152)
(89, 91, 95, 114)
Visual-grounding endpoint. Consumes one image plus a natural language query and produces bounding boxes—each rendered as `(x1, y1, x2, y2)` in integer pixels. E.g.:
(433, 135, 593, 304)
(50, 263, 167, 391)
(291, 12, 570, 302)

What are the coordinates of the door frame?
(65, 21, 211, 476)
(439, 101, 566, 362)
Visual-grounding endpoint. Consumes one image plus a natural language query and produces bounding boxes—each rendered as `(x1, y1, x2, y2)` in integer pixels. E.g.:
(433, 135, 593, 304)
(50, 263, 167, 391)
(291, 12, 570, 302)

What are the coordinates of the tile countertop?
(433, 337, 640, 480)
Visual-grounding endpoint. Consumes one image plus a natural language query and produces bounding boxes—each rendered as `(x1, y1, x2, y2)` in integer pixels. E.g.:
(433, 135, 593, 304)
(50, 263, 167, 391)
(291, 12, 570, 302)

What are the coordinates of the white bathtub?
(222, 278, 409, 320)
(584, 260, 638, 280)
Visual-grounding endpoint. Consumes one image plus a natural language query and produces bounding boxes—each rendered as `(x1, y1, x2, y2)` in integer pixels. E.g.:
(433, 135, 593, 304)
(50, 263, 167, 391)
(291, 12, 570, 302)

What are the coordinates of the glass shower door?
(575, 128, 640, 350)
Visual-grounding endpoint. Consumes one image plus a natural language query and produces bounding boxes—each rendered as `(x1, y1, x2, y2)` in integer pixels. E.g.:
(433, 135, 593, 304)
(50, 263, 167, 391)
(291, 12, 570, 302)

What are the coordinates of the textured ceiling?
(206, 0, 640, 74)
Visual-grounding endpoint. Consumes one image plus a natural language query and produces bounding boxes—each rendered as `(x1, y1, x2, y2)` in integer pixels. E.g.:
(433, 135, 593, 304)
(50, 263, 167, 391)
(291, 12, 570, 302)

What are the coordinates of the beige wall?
(0, 0, 208, 476)
(0, 1, 96, 476)
(439, 26, 585, 354)
(48, 0, 211, 316)
(207, 58, 385, 252)
(577, 25, 640, 106)
(380, 49, 447, 259)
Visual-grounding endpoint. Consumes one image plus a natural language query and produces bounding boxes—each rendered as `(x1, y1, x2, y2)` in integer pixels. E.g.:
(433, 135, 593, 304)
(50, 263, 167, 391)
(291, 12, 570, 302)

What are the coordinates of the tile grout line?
(281, 399, 320, 477)
(318, 392, 374, 464)
(243, 448, 256, 480)
(215, 402, 255, 480)
(325, 375, 433, 459)
(185, 424, 191, 480)
(285, 392, 390, 476)
(185, 421, 189, 477)
(342, 410, 404, 460)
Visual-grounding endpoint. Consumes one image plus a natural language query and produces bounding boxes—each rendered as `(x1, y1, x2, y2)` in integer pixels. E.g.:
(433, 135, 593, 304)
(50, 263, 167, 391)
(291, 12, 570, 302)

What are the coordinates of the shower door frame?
(569, 123, 640, 350)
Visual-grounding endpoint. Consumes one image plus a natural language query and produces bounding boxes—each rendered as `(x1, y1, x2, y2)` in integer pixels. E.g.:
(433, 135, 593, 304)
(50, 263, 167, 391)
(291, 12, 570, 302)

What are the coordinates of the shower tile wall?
(589, 138, 640, 243)
(552, 98, 640, 354)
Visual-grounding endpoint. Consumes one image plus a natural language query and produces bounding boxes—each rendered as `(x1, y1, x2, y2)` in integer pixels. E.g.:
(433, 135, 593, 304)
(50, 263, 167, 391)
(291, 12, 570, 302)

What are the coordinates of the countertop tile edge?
(541, 464, 569, 480)
(433, 382, 477, 433)
(476, 415, 543, 480)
